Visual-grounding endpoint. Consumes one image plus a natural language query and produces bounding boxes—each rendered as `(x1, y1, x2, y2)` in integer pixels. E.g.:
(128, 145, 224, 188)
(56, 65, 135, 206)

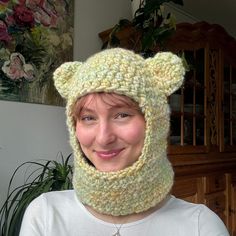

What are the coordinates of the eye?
(115, 112, 131, 119)
(80, 115, 96, 122)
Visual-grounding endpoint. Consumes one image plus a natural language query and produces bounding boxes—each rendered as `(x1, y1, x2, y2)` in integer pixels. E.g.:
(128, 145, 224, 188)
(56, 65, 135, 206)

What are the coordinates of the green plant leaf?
(0, 153, 73, 236)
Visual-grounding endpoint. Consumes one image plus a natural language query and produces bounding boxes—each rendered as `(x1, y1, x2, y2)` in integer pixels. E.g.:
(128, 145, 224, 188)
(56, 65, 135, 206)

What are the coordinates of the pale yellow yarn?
(53, 48, 185, 216)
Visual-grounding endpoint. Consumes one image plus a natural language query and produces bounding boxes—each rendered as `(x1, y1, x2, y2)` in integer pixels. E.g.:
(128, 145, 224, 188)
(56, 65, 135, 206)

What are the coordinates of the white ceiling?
(169, 0, 236, 38)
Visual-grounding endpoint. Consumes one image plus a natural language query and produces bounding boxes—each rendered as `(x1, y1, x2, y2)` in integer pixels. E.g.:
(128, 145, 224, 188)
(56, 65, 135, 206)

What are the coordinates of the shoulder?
(27, 189, 78, 210)
(37, 189, 76, 202)
(20, 190, 85, 235)
(167, 196, 222, 222)
(168, 196, 220, 219)
(22, 190, 78, 218)
(163, 196, 206, 214)
(164, 196, 229, 235)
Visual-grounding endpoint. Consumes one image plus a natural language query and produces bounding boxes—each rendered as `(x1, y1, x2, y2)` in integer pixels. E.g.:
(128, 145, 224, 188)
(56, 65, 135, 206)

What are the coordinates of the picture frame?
(0, 0, 74, 106)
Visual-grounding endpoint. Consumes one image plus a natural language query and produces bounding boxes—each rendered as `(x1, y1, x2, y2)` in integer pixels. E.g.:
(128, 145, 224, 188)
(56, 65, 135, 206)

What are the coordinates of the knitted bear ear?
(53, 61, 83, 100)
(145, 52, 185, 96)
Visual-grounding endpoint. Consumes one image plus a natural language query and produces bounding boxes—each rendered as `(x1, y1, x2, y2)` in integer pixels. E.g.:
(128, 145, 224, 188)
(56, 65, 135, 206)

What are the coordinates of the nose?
(96, 120, 116, 146)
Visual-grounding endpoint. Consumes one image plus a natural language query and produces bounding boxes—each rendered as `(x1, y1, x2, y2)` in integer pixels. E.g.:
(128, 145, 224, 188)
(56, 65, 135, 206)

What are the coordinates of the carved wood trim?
(165, 21, 236, 66)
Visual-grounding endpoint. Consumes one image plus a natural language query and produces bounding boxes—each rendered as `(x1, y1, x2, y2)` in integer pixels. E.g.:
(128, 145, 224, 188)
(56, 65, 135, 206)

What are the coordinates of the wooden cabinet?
(99, 21, 236, 234)
(165, 22, 236, 234)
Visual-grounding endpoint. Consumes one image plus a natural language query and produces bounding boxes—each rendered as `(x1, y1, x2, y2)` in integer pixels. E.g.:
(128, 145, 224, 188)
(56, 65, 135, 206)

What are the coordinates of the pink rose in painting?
(0, 0, 10, 4)
(23, 64, 35, 81)
(25, 0, 58, 27)
(0, 20, 12, 42)
(13, 5, 35, 27)
(17, 0, 27, 5)
(33, 10, 57, 27)
(25, 0, 46, 9)
(2, 53, 35, 81)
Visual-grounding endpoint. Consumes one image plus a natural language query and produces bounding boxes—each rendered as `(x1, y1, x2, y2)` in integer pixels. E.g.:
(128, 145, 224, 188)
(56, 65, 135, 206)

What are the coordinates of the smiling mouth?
(95, 149, 124, 160)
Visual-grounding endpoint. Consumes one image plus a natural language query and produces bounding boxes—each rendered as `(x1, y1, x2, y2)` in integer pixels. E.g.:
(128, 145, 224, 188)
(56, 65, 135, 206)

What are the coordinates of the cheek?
(75, 123, 93, 147)
(121, 120, 146, 145)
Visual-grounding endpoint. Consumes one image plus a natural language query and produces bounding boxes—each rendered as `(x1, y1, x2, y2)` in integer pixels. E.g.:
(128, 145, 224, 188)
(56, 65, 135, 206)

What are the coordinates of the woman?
(20, 48, 229, 235)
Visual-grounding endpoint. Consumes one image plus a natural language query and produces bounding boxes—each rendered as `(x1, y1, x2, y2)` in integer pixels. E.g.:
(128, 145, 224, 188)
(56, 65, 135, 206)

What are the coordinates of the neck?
(85, 195, 170, 224)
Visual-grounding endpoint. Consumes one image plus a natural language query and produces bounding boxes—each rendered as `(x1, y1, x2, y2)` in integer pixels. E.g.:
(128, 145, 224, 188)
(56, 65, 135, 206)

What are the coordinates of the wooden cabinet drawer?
(172, 178, 197, 196)
(172, 178, 200, 203)
(205, 174, 226, 194)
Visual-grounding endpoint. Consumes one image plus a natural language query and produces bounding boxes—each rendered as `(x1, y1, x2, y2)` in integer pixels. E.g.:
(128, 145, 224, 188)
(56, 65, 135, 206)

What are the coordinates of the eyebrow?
(81, 104, 132, 113)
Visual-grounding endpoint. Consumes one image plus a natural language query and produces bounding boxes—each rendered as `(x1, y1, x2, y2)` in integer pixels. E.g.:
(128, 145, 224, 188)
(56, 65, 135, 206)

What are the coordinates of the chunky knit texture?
(53, 48, 185, 216)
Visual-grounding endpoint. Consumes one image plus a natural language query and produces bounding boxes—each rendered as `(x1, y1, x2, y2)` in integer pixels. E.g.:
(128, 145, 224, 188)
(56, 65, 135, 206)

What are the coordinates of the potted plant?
(99, 0, 184, 56)
(0, 152, 73, 236)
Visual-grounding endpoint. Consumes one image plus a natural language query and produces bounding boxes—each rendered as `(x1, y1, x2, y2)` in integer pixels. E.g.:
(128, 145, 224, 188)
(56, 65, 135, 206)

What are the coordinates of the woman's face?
(74, 93, 146, 172)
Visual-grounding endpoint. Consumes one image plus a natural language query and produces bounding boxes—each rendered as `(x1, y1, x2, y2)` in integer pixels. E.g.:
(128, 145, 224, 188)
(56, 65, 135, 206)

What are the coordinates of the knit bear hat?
(53, 48, 185, 216)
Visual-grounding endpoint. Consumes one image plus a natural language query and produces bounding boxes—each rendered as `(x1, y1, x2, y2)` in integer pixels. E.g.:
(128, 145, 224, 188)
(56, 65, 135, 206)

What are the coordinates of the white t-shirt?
(19, 190, 229, 236)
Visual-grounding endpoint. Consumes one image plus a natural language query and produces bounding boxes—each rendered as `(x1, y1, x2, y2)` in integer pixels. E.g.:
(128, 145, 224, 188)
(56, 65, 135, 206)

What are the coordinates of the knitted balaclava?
(53, 48, 185, 216)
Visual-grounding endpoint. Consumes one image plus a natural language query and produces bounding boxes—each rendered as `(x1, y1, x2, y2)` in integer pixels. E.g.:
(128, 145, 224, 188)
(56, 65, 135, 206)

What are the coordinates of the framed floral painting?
(0, 0, 74, 106)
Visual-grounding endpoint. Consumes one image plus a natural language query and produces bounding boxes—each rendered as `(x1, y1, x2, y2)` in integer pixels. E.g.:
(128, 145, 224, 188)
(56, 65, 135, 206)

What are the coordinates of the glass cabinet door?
(168, 48, 207, 154)
(222, 63, 236, 151)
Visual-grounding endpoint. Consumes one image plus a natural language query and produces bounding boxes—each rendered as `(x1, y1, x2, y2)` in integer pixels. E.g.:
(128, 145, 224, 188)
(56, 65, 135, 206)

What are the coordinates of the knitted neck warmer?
(53, 48, 185, 216)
